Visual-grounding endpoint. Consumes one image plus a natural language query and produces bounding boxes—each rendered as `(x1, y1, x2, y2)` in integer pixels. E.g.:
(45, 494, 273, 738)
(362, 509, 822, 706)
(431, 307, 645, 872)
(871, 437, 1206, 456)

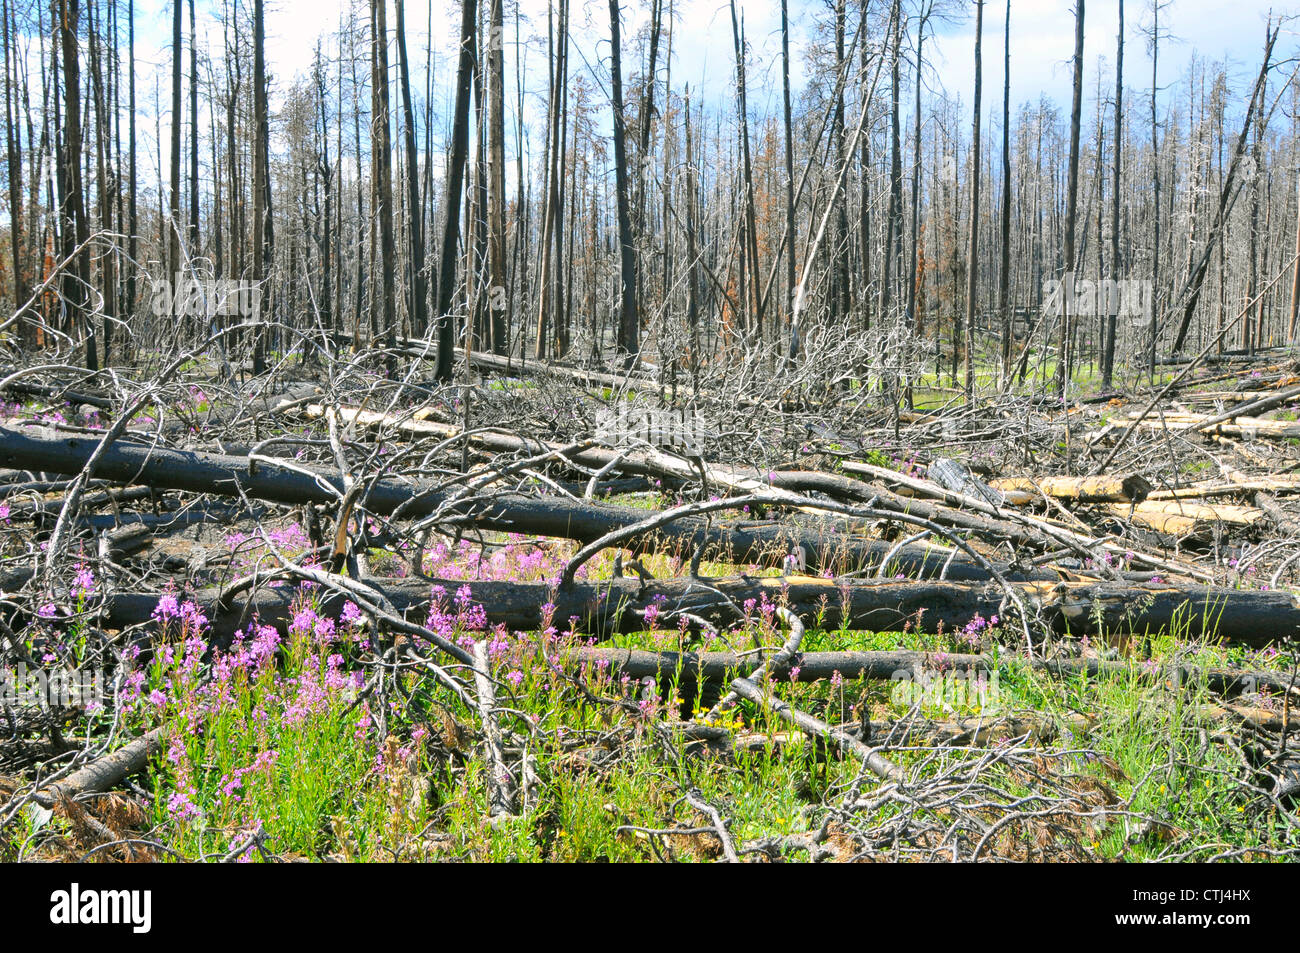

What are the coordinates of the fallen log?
(33, 728, 165, 807)
(835, 458, 1213, 582)
(1105, 500, 1266, 536)
(1253, 491, 1300, 538)
(1146, 479, 1300, 501)
(560, 646, 1300, 696)
(0, 523, 155, 591)
(0, 424, 1037, 582)
(96, 572, 1300, 649)
(77, 502, 268, 533)
(292, 405, 1172, 579)
(1122, 410, 1300, 440)
(297, 404, 1060, 540)
(1175, 381, 1300, 435)
(678, 713, 1097, 756)
(7, 484, 156, 523)
(0, 377, 115, 411)
(989, 474, 1152, 504)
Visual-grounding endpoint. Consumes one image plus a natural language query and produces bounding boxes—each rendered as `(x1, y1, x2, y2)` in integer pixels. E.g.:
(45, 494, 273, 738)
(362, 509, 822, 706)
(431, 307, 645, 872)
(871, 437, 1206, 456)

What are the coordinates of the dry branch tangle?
(0, 424, 1033, 582)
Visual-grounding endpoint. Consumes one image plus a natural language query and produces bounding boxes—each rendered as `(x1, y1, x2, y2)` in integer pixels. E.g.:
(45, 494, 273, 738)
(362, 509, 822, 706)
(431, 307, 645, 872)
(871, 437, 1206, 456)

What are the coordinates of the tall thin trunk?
(59, 0, 96, 370)
(730, 0, 761, 338)
(780, 0, 795, 323)
(633, 0, 662, 325)
(486, 0, 507, 354)
(880, 0, 903, 324)
(3, 0, 28, 344)
(189, 0, 199, 253)
(169, 0, 182, 278)
(1147, 0, 1161, 369)
(684, 88, 699, 360)
(126, 0, 136, 326)
(997, 0, 1012, 377)
(395, 0, 427, 337)
(533, 3, 557, 359)
(350, 13, 365, 344)
(433, 0, 478, 381)
(907, 2, 933, 337)
(1290, 174, 1300, 342)
(609, 0, 638, 366)
(1055, 0, 1084, 393)
(315, 44, 333, 334)
(89, 0, 115, 364)
(372, 0, 397, 358)
(1101, 0, 1122, 387)
(251, 0, 269, 374)
(551, 0, 569, 355)
(964, 0, 983, 395)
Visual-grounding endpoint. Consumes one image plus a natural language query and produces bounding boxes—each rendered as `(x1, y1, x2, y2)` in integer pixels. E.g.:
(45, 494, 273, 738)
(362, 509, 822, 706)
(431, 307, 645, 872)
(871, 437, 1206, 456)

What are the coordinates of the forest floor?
(2, 342, 1299, 862)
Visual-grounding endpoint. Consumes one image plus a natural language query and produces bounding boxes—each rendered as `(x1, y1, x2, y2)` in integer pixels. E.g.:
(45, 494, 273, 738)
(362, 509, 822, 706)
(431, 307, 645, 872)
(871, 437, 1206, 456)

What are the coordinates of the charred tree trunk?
(188, 0, 199, 254)
(59, 0, 96, 371)
(3, 0, 28, 346)
(1101, 0, 1122, 387)
(1055, 0, 1084, 393)
(780, 0, 795, 329)
(964, 0, 983, 396)
(433, 0, 478, 381)
(997, 0, 1012, 378)
(485, 0, 508, 354)
(394, 0, 426, 338)
(169, 0, 182, 279)
(251, 0, 270, 375)
(609, 0, 639, 367)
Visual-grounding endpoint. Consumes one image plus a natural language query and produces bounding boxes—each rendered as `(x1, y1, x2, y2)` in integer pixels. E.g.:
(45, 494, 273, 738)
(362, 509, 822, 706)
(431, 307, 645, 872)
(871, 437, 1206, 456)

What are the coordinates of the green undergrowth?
(5, 575, 1295, 863)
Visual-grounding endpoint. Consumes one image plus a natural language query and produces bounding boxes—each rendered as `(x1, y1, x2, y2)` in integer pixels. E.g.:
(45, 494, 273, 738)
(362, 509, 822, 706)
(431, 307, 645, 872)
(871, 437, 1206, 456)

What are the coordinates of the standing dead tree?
(433, 0, 478, 382)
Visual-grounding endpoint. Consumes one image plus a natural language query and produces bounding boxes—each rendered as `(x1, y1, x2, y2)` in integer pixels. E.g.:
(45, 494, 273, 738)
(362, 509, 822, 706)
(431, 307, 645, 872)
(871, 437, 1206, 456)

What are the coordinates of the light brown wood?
(990, 474, 1152, 503)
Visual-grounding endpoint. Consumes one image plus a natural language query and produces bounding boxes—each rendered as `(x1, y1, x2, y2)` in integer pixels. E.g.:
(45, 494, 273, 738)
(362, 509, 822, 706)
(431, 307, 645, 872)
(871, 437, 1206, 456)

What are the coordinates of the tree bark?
(59, 0, 96, 371)
(1055, 0, 1084, 393)
(609, 0, 639, 367)
(251, 0, 270, 374)
(395, 0, 428, 339)
(371, 0, 398, 360)
(433, 0, 478, 381)
(169, 0, 182, 280)
(964, 0, 984, 396)
(97, 572, 1300, 650)
(1101, 0, 1122, 387)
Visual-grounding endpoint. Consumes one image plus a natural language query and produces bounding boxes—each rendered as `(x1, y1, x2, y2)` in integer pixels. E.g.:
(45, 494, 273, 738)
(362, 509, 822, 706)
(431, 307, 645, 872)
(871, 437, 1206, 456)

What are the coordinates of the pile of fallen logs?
(4, 348, 1300, 662)
(4, 380, 1300, 651)
(5, 347, 1300, 856)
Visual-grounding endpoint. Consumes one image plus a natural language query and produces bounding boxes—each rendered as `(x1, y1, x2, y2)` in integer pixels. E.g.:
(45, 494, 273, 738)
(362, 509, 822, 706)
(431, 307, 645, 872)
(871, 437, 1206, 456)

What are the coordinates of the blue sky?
(926, 0, 1288, 115)
(116, 0, 1296, 175)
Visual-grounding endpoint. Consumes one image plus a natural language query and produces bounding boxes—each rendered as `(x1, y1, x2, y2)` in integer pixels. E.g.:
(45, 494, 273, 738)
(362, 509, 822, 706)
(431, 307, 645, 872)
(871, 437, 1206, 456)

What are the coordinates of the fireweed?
(15, 526, 1291, 860)
(126, 572, 787, 859)
(136, 586, 433, 860)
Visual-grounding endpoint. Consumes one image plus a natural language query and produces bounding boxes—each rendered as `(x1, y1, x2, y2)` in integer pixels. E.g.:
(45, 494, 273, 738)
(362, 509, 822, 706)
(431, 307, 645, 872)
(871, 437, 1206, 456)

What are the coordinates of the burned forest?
(1, 0, 1300, 872)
